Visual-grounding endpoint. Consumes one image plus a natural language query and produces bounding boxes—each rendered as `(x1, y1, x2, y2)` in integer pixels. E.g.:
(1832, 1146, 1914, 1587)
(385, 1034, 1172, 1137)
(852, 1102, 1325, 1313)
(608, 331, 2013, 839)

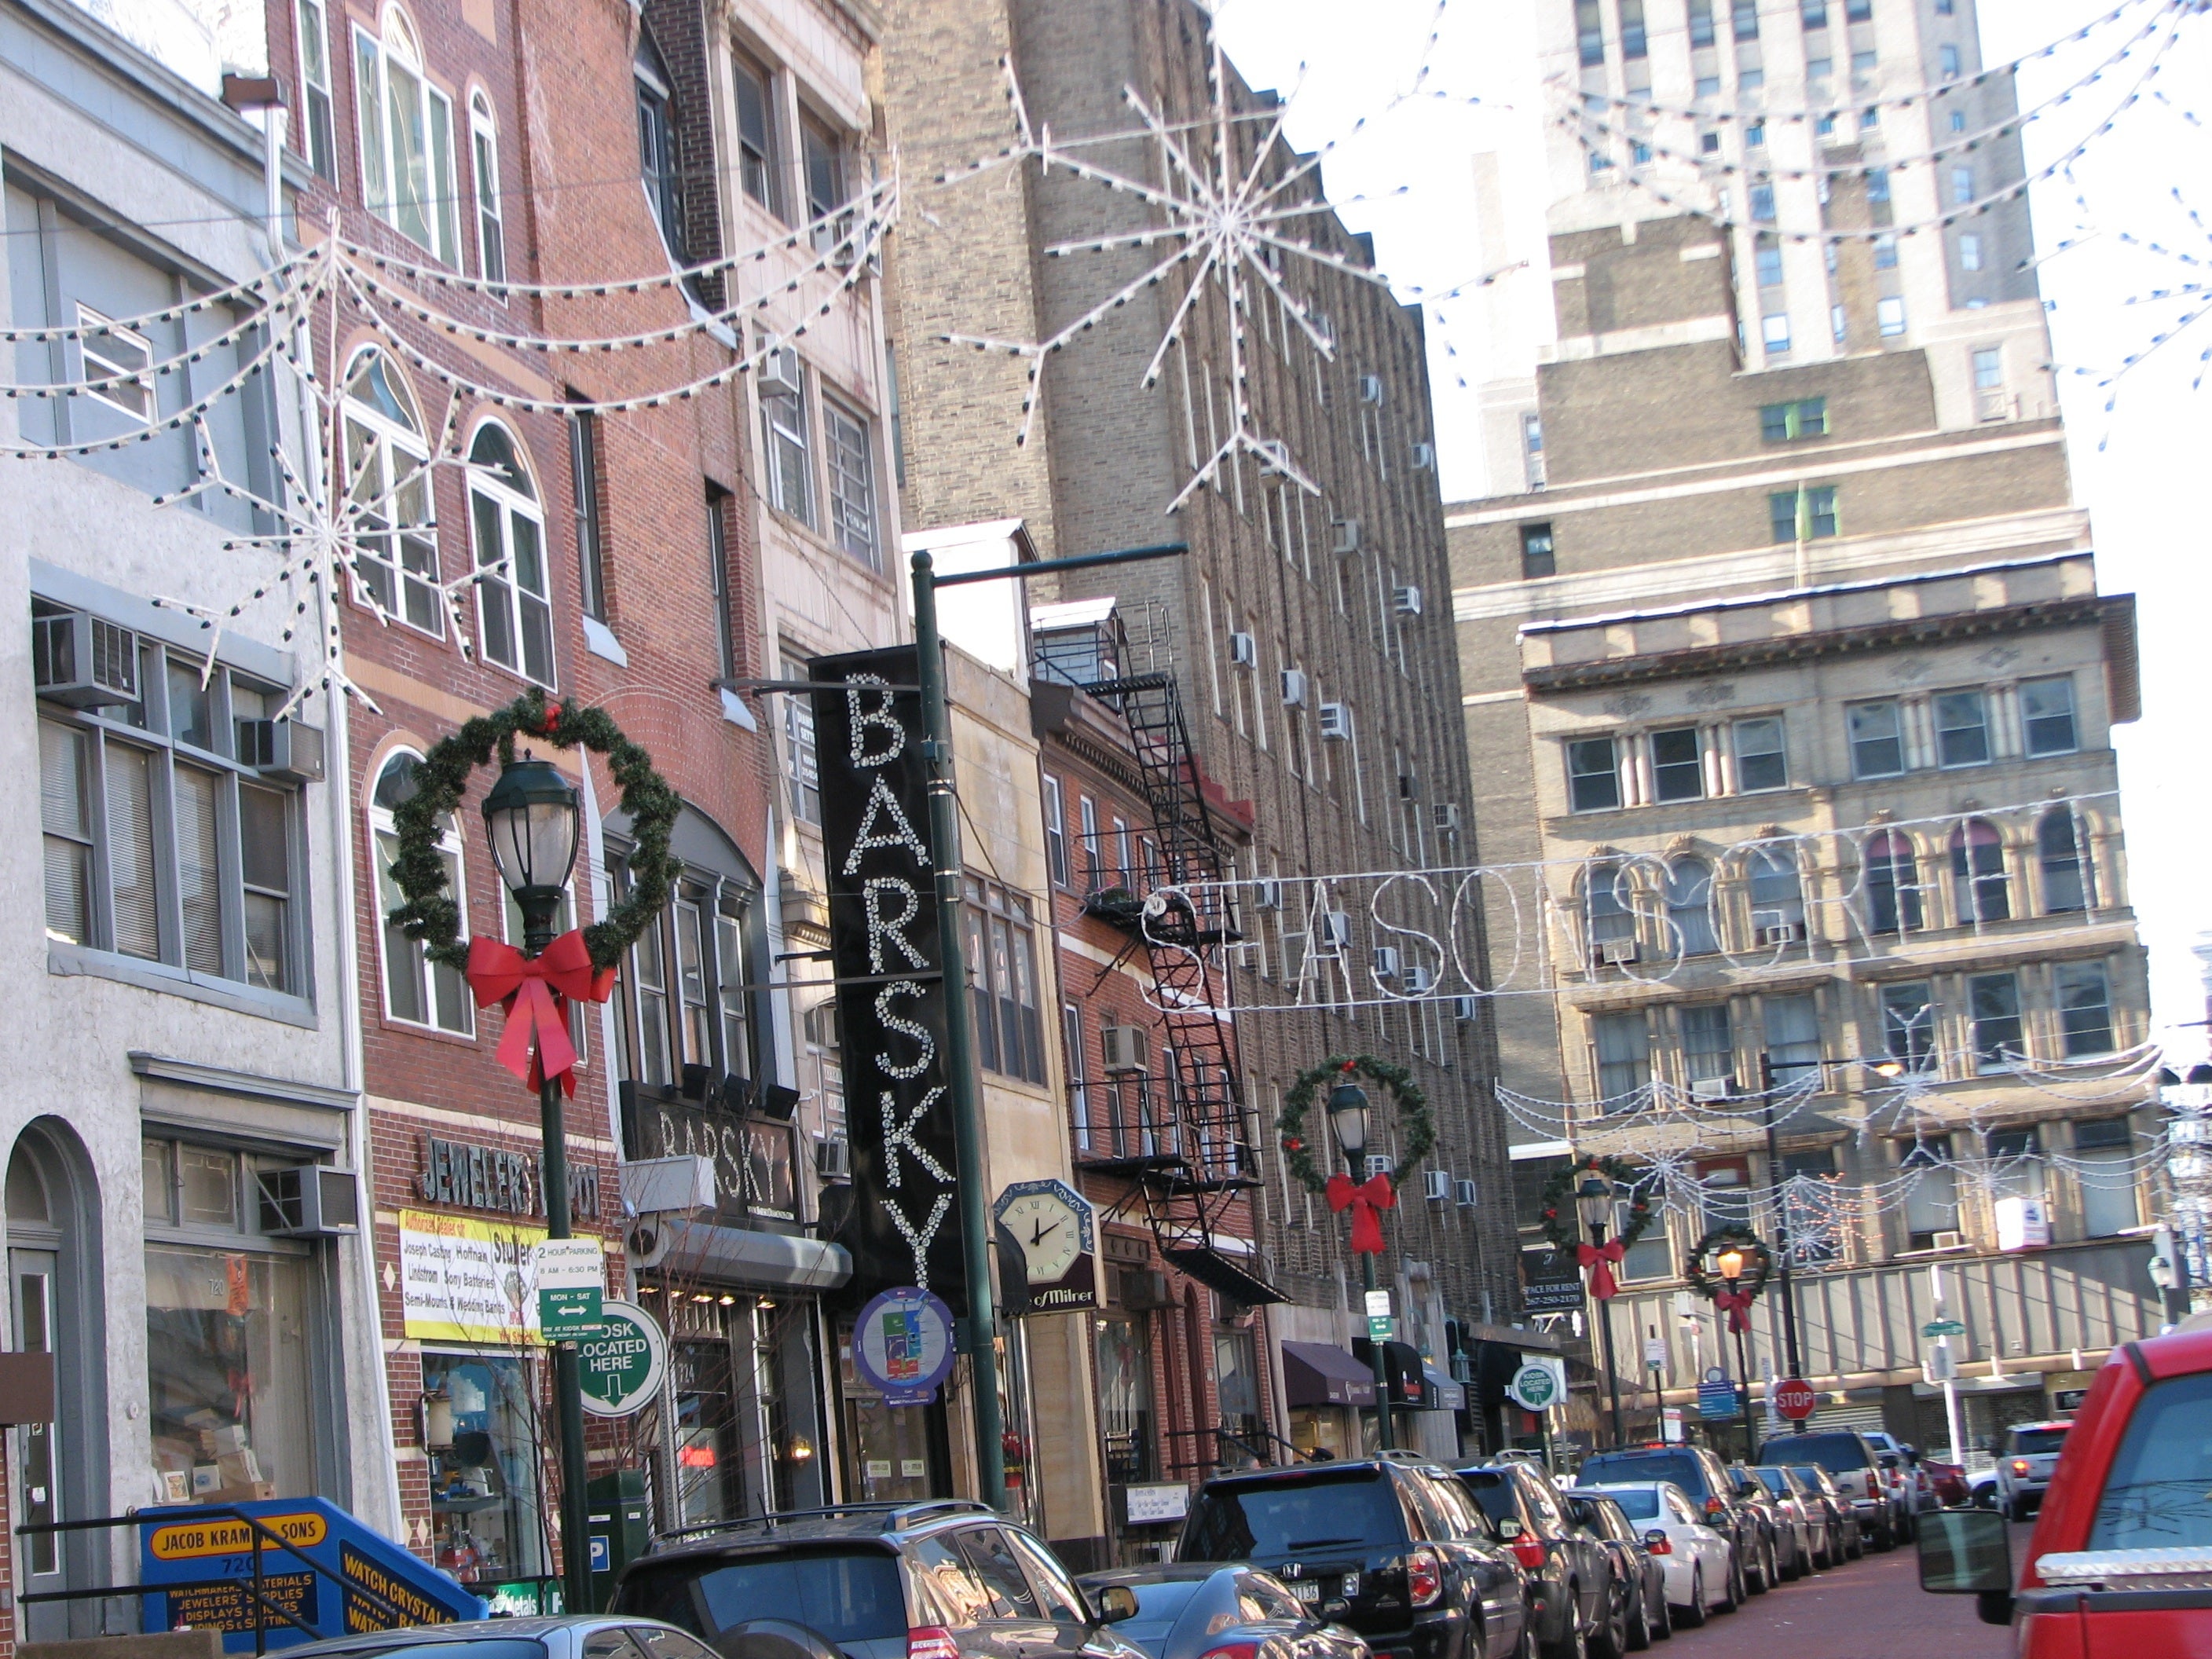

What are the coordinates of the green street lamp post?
(1327, 1074, 1393, 1452)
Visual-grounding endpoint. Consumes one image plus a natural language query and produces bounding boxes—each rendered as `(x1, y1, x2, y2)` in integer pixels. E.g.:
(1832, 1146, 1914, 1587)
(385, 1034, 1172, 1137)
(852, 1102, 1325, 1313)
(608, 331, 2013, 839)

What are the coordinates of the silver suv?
(1755, 1430, 1899, 1551)
(1992, 1420, 2071, 1521)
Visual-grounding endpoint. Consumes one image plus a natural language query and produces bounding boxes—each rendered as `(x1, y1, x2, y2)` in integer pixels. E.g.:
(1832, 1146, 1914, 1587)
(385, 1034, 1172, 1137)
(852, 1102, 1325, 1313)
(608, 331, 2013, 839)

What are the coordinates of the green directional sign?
(575, 1300, 668, 1417)
(1922, 1319, 1966, 1338)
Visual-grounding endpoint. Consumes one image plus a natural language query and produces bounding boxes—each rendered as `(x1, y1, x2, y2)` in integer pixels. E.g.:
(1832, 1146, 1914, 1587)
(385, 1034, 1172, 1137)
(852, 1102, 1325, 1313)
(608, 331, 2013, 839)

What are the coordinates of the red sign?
(1772, 1377, 1818, 1421)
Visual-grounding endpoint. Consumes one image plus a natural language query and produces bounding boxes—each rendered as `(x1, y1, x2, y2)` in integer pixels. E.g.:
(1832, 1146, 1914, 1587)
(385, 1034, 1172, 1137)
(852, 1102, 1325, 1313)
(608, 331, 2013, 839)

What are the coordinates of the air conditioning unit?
(1364, 1154, 1393, 1181)
(1101, 1024, 1151, 1074)
(1688, 1076, 1735, 1101)
(1310, 309, 1336, 349)
(1317, 910, 1352, 947)
(255, 1166, 360, 1236)
(1255, 438, 1296, 475)
(1410, 441, 1436, 471)
(1393, 585, 1424, 617)
(1117, 1268, 1174, 1311)
(1452, 995, 1478, 1020)
(1404, 965, 1434, 994)
(623, 1154, 716, 1216)
(1252, 879, 1283, 910)
(816, 1137, 852, 1181)
(1598, 937, 1639, 965)
(758, 345, 803, 396)
(32, 611, 139, 709)
(1397, 771, 1418, 800)
(1931, 1230, 1966, 1251)
(1372, 945, 1401, 980)
(1280, 668, 1308, 707)
(1318, 702, 1352, 741)
(1228, 630, 1258, 668)
(1455, 1178, 1479, 1207)
(1358, 374, 1385, 405)
(1423, 1169, 1453, 1202)
(1331, 518, 1361, 555)
(1756, 922, 1804, 945)
(1433, 803, 1460, 833)
(236, 717, 327, 783)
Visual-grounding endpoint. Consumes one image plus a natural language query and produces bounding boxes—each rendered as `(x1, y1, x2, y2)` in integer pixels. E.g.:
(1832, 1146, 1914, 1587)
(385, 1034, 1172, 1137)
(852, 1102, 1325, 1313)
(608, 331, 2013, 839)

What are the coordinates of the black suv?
(613, 1500, 1147, 1659)
(1179, 1456, 1532, 1659)
(1454, 1463, 1612, 1659)
(1573, 1446, 1753, 1605)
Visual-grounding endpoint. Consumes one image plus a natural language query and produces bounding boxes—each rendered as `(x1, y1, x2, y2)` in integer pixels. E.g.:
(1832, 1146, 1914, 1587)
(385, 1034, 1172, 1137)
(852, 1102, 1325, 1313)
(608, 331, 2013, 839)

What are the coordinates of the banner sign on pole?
(853, 1287, 958, 1405)
(811, 648, 966, 1316)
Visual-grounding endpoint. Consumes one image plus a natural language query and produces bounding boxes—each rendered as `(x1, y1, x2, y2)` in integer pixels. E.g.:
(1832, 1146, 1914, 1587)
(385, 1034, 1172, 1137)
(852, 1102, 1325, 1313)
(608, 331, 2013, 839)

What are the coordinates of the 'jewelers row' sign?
(811, 647, 967, 1317)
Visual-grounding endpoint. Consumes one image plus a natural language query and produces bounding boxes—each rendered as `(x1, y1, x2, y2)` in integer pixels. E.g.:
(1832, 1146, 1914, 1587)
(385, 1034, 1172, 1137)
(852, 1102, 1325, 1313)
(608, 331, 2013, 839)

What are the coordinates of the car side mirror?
(1918, 1510, 2012, 1626)
(1091, 1585, 1140, 1625)
(1495, 1518, 1522, 1540)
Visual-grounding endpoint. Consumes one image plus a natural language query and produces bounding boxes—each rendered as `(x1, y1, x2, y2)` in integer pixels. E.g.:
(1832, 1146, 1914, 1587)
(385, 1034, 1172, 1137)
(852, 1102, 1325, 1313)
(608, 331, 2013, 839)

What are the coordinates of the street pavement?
(1669, 1520, 2034, 1659)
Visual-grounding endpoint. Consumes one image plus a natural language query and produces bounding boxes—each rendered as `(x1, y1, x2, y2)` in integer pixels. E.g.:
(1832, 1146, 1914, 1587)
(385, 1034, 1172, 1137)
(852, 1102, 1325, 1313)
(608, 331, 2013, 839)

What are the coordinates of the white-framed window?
(1567, 735, 1621, 811)
(1042, 774, 1068, 887)
(1935, 688, 1989, 767)
(635, 35, 681, 260)
(800, 109, 844, 246)
(1848, 699, 1904, 778)
(782, 652, 820, 824)
(342, 349, 443, 634)
(466, 422, 554, 685)
(2057, 961, 2115, 1057)
(732, 52, 781, 215)
(294, 0, 336, 179)
(369, 750, 471, 1032)
(75, 304, 153, 423)
(1650, 725, 1705, 802)
(2074, 1117, 2141, 1236)
(2023, 675, 2078, 756)
(1733, 716, 1787, 790)
(469, 91, 505, 288)
(761, 357, 814, 526)
(353, 8, 460, 262)
(823, 397, 877, 565)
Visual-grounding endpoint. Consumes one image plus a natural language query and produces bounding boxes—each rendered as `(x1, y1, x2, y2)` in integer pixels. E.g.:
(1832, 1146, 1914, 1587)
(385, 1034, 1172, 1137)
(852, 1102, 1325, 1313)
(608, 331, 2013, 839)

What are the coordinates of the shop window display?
(423, 1353, 547, 1584)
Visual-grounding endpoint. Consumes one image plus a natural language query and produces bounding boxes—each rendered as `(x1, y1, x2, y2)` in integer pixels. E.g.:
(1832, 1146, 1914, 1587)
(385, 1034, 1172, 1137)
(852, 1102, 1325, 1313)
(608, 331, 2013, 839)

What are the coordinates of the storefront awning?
(1353, 1338, 1429, 1407)
(1283, 1341, 1377, 1408)
(658, 1222, 852, 1290)
(1423, 1362, 1467, 1412)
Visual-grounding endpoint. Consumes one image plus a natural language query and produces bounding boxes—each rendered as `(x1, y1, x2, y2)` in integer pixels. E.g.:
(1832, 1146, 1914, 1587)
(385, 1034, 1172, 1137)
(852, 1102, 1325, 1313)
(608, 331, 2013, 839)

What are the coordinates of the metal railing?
(17, 1505, 417, 1657)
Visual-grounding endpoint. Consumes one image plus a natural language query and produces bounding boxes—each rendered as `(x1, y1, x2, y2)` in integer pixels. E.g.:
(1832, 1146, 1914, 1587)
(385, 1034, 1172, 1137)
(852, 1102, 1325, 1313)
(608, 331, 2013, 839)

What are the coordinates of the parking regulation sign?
(1697, 1378, 1741, 1419)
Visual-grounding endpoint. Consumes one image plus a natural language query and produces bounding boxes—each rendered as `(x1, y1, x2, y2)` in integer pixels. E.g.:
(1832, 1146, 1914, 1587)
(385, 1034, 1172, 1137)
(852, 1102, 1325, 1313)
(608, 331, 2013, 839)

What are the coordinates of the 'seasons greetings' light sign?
(811, 648, 968, 1315)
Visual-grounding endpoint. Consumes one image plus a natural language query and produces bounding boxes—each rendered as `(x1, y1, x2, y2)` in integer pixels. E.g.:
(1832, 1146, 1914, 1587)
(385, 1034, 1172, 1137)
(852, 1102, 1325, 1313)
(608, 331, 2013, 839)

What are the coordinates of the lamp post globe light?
(1576, 1171, 1626, 1446)
(1327, 1074, 1393, 1452)
(482, 753, 594, 1612)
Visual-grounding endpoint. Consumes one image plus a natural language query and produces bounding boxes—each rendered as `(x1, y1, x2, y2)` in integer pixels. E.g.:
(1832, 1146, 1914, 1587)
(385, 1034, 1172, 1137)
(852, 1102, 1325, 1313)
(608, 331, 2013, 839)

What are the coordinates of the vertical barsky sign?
(811, 647, 967, 1316)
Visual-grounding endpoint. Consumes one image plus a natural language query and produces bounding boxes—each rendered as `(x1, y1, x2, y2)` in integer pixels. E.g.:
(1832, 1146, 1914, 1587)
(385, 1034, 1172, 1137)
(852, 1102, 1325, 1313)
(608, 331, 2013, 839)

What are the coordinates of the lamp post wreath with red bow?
(1686, 1225, 1774, 1334)
(1276, 1053, 1437, 1247)
(1536, 1155, 1657, 1301)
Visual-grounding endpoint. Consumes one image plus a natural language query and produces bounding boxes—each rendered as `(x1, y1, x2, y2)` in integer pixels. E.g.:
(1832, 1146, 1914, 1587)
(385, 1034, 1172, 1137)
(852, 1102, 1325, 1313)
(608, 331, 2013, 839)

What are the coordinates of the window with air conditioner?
(1749, 844, 1804, 943)
(1901, 1136, 1958, 1249)
(1680, 1003, 1734, 1093)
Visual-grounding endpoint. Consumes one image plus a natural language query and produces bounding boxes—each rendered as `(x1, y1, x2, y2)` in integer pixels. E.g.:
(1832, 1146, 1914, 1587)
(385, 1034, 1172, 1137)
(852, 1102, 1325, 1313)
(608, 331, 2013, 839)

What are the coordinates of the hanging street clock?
(993, 1178, 1099, 1314)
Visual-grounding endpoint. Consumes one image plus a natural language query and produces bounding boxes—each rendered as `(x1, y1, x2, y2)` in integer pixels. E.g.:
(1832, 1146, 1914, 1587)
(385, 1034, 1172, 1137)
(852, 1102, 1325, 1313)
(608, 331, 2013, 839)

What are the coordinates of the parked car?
(1719, 1467, 1790, 1585)
(1561, 1489, 1670, 1651)
(1756, 1430, 1899, 1550)
(1919, 1457, 1970, 1508)
(1741, 1467, 1822, 1577)
(1572, 1484, 1734, 1631)
(1991, 1420, 2072, 1521)
(1918, 1323, 2212, 1653)
(1573, 1445, 1752, 1605)
(1178, 1456, 1533, 1659)
(1862, 1432, 1936, 1525)
(612, 1499, 1147, 1659)
(279, 1620, 721, 1659)
(1455, 1462, 1612, 1659)
(1784, 1465, 1861, 1562)
(1075, 1566, 1375, 1659)
(1966, 1469, 1999, 1511)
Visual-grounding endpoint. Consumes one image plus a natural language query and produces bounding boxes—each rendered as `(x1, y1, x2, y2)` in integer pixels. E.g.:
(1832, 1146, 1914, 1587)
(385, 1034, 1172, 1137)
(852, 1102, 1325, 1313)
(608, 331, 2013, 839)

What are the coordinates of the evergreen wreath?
(1275, 1054, 1435, 1195)
(1536, 1155, 1658, 1255)
(1684, 1225, 1774, 1302)
(385, 687, 679, 973)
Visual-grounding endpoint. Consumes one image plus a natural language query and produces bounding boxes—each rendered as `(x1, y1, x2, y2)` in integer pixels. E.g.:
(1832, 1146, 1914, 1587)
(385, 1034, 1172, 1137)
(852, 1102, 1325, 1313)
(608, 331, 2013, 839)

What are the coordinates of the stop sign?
(1772, 1377, 1818, 1421)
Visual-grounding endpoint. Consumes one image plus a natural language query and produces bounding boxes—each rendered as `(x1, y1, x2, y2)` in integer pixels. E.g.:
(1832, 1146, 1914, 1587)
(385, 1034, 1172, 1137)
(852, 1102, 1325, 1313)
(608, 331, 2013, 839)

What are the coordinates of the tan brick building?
(1451, 0, 2163, 1459)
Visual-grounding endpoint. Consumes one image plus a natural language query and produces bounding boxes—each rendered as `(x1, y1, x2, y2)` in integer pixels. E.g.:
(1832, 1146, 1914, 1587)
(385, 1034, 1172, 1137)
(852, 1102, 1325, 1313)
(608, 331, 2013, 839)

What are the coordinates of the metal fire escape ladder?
(1087, 673, 1279, 1305)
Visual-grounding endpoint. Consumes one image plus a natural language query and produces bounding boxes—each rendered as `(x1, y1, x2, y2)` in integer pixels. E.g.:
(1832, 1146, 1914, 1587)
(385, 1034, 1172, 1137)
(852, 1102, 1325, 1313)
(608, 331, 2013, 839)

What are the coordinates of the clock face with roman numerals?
(1000, 1189, 1083, 1284)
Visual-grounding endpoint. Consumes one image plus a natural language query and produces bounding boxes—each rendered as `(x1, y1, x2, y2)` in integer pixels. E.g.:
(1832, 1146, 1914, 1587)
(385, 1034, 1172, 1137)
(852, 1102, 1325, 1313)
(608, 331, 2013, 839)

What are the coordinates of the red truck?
(1918, 1323, 2212, 1654)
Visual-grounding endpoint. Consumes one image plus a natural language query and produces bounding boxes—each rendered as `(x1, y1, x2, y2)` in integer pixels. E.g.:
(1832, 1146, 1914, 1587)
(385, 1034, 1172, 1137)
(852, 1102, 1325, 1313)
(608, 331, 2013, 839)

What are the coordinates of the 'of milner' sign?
(811, 647, 967, 1316)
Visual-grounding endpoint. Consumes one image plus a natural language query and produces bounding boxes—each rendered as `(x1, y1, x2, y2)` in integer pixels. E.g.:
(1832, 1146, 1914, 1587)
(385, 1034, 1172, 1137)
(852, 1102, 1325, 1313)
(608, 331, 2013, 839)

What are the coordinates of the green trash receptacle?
(587, 1470, 654, 1611)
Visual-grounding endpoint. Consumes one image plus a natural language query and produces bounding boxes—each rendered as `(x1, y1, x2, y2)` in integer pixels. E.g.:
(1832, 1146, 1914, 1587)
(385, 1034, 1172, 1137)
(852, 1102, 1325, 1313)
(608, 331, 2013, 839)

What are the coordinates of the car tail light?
(1704, 1496, 1727, 1517)
(1645, 1536, 1672, 1556)
(2011, 1459, 2032, 1477)
(910, 1629, 962, 1659)
(1509, 1538, 1547, 1573)
(1408, 1546, 1446, 1606)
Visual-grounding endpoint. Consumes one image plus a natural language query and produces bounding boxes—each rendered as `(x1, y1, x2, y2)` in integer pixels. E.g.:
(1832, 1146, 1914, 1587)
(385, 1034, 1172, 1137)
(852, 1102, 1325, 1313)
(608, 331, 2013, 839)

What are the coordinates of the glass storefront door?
(11, 1251, 58, 1592)
(423, 1353, 546, 1584)
(1095, 1314, 1155, 1485)
(144, 1245, 315, 1500)
(837, 1315, 943, 1502)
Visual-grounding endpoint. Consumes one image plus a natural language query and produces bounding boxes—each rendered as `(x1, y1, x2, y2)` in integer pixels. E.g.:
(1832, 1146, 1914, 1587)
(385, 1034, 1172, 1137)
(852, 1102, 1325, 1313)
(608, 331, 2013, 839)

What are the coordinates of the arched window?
(2038, 811, 2095, 913)
(1864, 830, 1921, 935)
(611, 807, 760, 1093)
(1747, 844, 1805, 944)
(468, 91, 505, 286)
(342, 350, 442, 633)
(353, 6, 459, 260)
(467, 423, 553, 685)
(1585, 860, 1635, 958)
(1950, 819, 2010, 925)
(1667, 859, 1718, 955)
(369, 752, 471, 1031)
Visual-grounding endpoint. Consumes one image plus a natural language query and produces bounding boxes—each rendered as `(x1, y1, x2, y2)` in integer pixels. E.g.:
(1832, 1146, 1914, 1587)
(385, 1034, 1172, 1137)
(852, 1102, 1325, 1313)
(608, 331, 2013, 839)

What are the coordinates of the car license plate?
(1289, 1580, 1321, 1604)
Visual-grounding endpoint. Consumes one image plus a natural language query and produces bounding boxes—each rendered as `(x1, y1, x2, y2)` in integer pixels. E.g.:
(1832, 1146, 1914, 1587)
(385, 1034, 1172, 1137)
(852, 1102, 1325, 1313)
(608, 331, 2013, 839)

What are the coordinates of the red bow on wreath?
(1326, 1171, 1397, 1254)
(1578, 1239, 1627, 1301)
(1715, 1286, 1757, 1333)
(467, 930, 617, 1095)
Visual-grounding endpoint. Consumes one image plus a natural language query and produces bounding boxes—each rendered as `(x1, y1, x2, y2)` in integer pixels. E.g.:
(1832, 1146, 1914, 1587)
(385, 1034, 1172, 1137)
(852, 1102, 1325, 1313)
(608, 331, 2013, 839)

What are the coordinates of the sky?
(1212, 0, 2212, 1060)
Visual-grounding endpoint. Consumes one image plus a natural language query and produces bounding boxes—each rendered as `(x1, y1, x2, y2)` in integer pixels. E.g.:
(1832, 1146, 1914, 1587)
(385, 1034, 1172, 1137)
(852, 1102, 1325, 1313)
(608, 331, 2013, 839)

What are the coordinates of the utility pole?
(1760, 1054, 1805, 1381)
(910, 541, 1186, 1511)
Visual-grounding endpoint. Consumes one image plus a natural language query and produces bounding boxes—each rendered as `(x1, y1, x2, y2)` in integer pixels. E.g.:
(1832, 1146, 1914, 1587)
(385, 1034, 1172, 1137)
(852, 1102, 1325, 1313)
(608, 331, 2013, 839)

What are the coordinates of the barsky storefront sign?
(811, 647, 966, 1315)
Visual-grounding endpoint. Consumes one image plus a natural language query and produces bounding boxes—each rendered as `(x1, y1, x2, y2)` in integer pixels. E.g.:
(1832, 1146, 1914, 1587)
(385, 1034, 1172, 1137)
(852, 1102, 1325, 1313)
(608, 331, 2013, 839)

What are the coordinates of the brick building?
(1449, 0, 2162, 1455)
